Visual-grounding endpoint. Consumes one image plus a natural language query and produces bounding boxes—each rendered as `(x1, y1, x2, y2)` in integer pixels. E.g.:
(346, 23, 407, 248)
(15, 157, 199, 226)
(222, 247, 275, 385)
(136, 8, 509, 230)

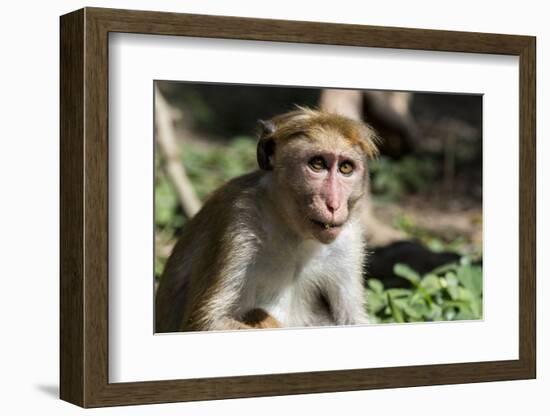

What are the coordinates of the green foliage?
(370, 156, 436, 201)
(366, 258, 482, 323)
(180, 136, 257, 200)
(155, 178, 185, 229)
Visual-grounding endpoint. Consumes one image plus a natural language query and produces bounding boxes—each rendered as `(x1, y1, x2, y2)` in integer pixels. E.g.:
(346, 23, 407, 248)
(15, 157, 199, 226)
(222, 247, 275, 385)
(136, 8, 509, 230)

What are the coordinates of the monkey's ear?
(257, 120, 276, 170)
(258, 119, 276, 137)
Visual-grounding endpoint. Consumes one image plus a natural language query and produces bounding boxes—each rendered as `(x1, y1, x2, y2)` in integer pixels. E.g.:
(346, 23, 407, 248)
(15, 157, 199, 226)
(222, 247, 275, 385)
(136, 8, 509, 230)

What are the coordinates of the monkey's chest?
(238, 249, 342, 327)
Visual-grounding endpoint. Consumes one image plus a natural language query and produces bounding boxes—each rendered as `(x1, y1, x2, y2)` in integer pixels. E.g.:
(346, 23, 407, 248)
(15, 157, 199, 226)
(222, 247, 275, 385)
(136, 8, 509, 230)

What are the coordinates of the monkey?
(155, 107, 379, 332)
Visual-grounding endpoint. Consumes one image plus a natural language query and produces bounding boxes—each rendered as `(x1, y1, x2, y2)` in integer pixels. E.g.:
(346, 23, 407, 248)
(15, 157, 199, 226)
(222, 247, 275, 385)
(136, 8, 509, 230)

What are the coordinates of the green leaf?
(425, 303, 442, 321)
(393, 263, 421, 286)
(431, 262, 459, 276)
(387, 293, 405, 323)
(386, 288, 413, 298)
(393, 298, 409, 310)
(457, 287, 475, 302)
(444, 272, 459, 286)
(410, 292, 425, 305)
(367, 278, 384, 294)
(402, 303, 423, 319)
(420, 274, 441, 295)
(455, 310, 477, 320)
(457, 264, 483, 296)
(446, 285, 460, 301)
(365, 290, 387, 314)
(470, 299, 483, 319)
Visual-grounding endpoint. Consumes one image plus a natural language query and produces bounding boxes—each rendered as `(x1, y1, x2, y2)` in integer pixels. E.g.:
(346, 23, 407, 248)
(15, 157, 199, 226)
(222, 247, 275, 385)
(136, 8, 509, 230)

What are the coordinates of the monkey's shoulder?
(199, 170, 267, 223)
(161, 171, 267, 292)
(176, 171, 267, 250)
(207, 170, 266, 206)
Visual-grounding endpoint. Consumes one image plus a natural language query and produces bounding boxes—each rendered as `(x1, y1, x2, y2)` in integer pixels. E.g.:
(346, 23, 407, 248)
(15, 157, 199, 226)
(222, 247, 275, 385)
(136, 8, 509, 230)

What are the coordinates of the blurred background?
(154, 81, 483, 324)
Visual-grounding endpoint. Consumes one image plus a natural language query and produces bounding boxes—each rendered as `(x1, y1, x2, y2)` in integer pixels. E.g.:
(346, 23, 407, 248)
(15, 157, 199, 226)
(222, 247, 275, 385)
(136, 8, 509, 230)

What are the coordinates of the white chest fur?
(236, 220, 365, 327)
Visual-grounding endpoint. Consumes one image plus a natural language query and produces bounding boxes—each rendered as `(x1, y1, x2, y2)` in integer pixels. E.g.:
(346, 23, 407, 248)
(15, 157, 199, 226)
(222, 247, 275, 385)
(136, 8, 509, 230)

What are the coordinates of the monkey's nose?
(325, 201, 340, 214)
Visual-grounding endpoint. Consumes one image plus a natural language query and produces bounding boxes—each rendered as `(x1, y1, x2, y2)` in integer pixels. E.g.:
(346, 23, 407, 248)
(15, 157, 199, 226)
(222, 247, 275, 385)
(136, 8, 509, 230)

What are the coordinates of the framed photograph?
(60, 7, 536, 408)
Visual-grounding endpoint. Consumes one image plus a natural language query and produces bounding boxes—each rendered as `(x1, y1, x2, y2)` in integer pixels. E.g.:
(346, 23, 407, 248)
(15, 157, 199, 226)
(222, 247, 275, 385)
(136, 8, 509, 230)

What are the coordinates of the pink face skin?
(272, 134, 367, 244)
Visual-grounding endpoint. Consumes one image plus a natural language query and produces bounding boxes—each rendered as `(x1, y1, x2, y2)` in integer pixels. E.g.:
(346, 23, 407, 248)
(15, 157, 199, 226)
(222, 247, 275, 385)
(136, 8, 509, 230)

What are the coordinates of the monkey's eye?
(308, 156, 326, 172)
(339, 161, 354, 175)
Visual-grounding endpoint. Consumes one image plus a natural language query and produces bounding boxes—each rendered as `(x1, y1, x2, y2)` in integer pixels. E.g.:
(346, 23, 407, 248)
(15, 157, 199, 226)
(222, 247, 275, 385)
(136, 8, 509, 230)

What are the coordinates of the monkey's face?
(273, 134, 367, 244)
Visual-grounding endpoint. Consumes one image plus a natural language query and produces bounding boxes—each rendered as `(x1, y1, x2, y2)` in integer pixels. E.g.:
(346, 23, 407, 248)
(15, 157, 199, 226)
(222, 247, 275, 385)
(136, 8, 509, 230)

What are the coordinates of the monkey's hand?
(241, 308, 282, 329)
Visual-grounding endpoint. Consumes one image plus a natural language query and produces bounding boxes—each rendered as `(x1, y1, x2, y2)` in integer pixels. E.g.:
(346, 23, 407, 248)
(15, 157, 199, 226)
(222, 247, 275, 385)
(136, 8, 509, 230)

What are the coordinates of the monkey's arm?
(185, 304, 282, 331)
(180, 224, 282, 331)
(322, 274, 370, 326)
(182, 274, 252, 331)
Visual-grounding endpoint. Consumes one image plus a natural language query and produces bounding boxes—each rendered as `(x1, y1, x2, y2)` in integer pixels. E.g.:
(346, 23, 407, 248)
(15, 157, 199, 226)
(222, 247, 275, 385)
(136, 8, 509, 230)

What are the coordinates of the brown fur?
(267, 107, 379, 158)
(242, 308, 283, 329)
(155, 172, 267, 332)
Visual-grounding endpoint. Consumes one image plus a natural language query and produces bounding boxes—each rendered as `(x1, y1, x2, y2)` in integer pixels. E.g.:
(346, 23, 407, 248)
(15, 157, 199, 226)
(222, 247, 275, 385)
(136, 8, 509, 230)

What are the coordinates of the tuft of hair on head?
(257, 106, 380, 170)
(266, 106, 380, 158)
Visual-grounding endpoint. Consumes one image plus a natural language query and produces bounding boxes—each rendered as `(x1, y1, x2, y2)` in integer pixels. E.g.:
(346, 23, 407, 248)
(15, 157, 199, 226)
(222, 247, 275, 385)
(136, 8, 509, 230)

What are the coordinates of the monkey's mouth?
(310, 219, 343, 230)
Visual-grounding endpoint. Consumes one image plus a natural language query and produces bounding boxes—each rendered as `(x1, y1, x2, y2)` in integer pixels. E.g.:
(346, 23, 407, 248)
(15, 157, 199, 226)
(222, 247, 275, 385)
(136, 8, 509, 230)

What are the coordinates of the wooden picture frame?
(60, 7, 536, 408)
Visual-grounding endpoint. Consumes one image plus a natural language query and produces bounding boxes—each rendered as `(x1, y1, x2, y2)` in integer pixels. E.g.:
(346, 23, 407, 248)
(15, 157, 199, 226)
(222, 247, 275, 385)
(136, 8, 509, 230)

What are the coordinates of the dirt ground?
(372, 191, 482, 256)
